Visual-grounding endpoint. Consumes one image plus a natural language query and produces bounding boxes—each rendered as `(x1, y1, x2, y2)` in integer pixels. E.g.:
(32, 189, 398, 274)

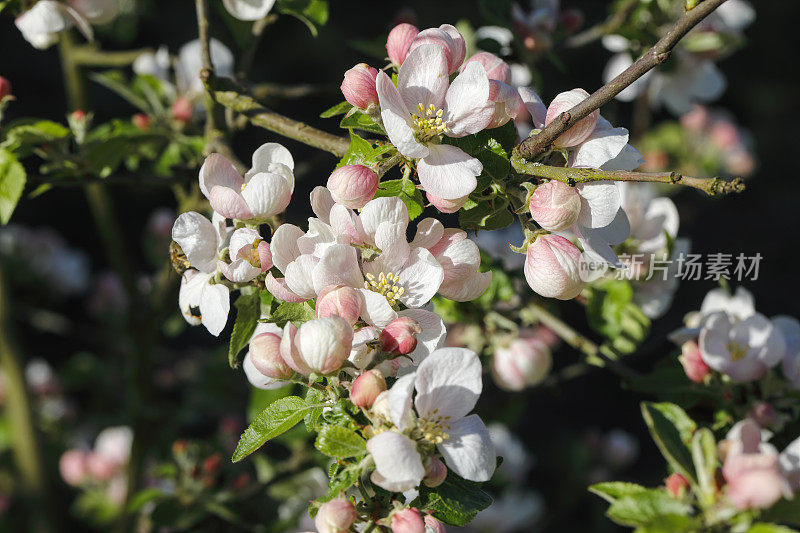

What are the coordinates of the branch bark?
(515, 0, 730, 160)
(511, 158, 745, 196)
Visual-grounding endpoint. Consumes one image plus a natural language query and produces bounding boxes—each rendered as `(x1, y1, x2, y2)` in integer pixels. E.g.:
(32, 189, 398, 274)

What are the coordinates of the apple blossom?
(386, 23, 419, 66)
(94, 426, 133, 468)
(367, 348, 496, 491)
(316, 285, 363, 325)
(219, 227, 272, 283)
(249, 332, 293, 380)
(511, 0, 559, 51)
(699, 311, 785, 382)
(426, 192, 469, 214)
(176, 39, 235, 96)
(462, 52, 511, 83)
(222, 0, 275, 21)
(528, 180, 582, 232)
(376, 44, 493, 201)
(350, 369, 386, 409)
(524, 233, 584, 300)
(282, 317, 354, 376)
(340, 64, 379, 112)
(199, 143, 294, 221)
(775, 316, 800, 389)
(390, 507, 425, 533)
(380, 316, 422, 355)
(780, 434, 800, 491)
(492, 337, 552, 391)
(679, 340, 710, 383)
(15, 0, 93, 50)
(669, 286, 756, 344)
(409, 24, 466, 74)
(326, 164, 378, 209)
(60, 449, 89, 486)
(544, 89, 599, 148)
(315, 495, 357, 533)
(178, 269, 230, 336)
(486, 80, 523, 129)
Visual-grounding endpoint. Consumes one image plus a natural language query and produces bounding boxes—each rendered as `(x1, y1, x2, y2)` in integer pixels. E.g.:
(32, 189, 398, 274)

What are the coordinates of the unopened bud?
(71, 110, 86, 120)
(409, 24, 466, 74)
(0, 76, 11, 100)
(423, 457, 447, 488)
(528, 180, 582, 231)
(461, 52, 510, 83)
(315, 495, 357, 533)
(294, 317, 354, 375)
(171, 96, 193, 123)
(524, 234, 584, 300)
(545, 89, 599, 148)
(132, 113, 150, 130)
(665, 472, 689, 498)
(327, 164, 379, 209)
(317, 285, 363, 325)
(386, 23, 419, 66)
(250, 333, 294, 379)
(391, 507, 425, 533)
(679, 340, 710, 383)
(59, 450, 89, 486)
(427, 191, 468, 214)
(86, 452, 116, 482)
(492, 338, 552, 391)
(341, 63, 379, 112)
(486, 80, 523, 129)
(350, 369, 386, 409)
(380, 316, 422, 355)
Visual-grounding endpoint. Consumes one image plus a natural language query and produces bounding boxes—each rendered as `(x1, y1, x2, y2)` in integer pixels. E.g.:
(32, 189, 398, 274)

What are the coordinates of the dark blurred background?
(1, 0, 798, 530)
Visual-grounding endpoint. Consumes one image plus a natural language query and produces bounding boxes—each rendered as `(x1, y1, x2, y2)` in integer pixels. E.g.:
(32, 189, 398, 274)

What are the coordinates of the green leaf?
(233, 396, 313, 462)
(691, 428, 717, 506)
(336, 131, 393, 170)
(417, 471, 493, 526)
(339, 111, 384, 135)
(266, 301, 315, 328)
(320, 101, 353, 118)
(0, 149, 26, 225)
(304, 388, 326, 431)
(586, 279, 650, 354)
(762, 499, 800, 526)
(228, 290, 261, 368)
(90, 71, 151, 112)
(458, 197, 513, 231)
(374, 177, 425, 220)
(605, 489, 692, 528)
(641, 402, 697, 483)
(589, 482, 649, 504)
(748, 524, 800, 533)
(629, 363, 719, 408)
(85, 136, 131, 178)
(314, 426, 367, 458)
(277, 0, 329, 37)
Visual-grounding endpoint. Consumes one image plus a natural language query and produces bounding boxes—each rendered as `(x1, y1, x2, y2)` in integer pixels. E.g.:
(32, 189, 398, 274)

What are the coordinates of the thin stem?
(510, 157, 745, 196)
(58, 32, 88, 111)
(514, 0, 730, 160)
(71, 45, 152, 67)
(562, 0, 639, 49)
(195, 0, 219, 149)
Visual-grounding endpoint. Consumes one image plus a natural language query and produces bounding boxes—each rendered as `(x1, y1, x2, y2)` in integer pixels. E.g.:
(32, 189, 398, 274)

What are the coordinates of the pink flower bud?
(0, 76, 11, 100)
(391, 507, 425, 533)
(327, 164, 379, 209)
(461, 52, 511, 83)
(426, 192, 468, 214)
(710, 120, 740, 151)
(315, 495, 357, 533)
(723, 450, 787, 510)
(317, 285, 363, 325)
(665, 472, 689, 498)
(409, 24, 466, 74)
(524, 234, 585, 300)
(559, 9, 584, 33)
(528, 181, 581, 231)
(424, 515, 446, 533)
(380, 316, 422, 356)
(423, 457, 447, 488)
(679, 340, 710, 383)
(350, 369, 386, 408)
(132, 113, 150, 130)
(486, 80, 523, 129)
(680, 105, 708, 133)
(749, 402, 778, 429)
(86, 452, 117, 482)
(545, 89, 599, 148)
(386, 23, 419, 66)
(249, 333, 294, 379)
(171, 96, 193, 123)
(341, 63, 379, 111)
(60, 450, 89, 486)
(295, 317, 354, 375)
(71, 109, 86, 120)
(492, 338, 552, 391)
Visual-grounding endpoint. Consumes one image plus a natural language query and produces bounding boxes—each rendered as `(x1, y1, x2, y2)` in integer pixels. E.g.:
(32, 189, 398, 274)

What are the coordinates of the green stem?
(195, 0, 220, 151)
(71, 45, 152, 67)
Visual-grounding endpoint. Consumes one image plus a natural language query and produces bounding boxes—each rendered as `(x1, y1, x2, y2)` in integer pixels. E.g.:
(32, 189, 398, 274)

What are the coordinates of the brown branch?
(510, 158, 745, 196)
(514, 0, 730, 160)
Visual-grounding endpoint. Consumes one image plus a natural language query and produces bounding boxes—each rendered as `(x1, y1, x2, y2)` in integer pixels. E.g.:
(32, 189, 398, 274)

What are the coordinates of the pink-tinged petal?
(398, 44, 449, 112)
(199, 283, 230, 337)
(243, 352, 286, 390)
(518, 87, 547, 129)
(434, 237, 481, 285)
(241, 172, 292, 219)
(545, 89, 598, 148)
(528, 180, 582, 232)
(439, 24, 467, 71)
(297, 218, 337, 257)
(427, 192, 469, 213)
(270, 224, 304, 273)
(415, 347, 482, 421)
(284, 255, 319, 299)
(329, 204, 365, 245)
(437, 414, 496, 482)
(199, 153, 243, 199)
(366, 431, 425, 492)
(410, 218, 444, 250)
(376, 71, 429, 159)
(397, 309, 446, 366)
(398, 248, 444, 308)
(485, 80, 523, 129)
(219, 258, 261, 283)
(570, 116, 629, 168)
(358, 289, 398, 327)
(359, 196, 409, 243)
(462, 52, 510, 83)
(439, 271, 492, 302)
(228, 227, 261, 258)
(172, 212, 219, 273)
(209, 186, 254, 220)
(417, 144, 481, 200)
(264, 272, 307, 303)
(576, 182, 621, 229)
(445, 61, 493, 137)
(386, 23, 419, 66)
(524, 234, 585, 299)
(312, 244, 364, 294)
(280, 322, 311, 375)
(428, 228, 467, 258)
(258, 241, 272, 271)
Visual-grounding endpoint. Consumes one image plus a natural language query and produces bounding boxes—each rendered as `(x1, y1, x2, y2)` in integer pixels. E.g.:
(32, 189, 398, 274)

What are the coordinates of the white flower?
(176, 38, 235, 96)
(222, 0, 275, 21)
(171, 211, 229, 274)
(699, 311, 785, 382)
(199, 143, 294, 221)
(775, 316, 800, 390)
(16, 0, 93, 50)
(178, 269, 230, 336)
(376, 44, 493, 200)
(70, 0, 120, 25)
(366, 347, 496, 491)
(94, 426, 133, 467)
(218, 227, 272, 283)
(669, 286, 756, 344)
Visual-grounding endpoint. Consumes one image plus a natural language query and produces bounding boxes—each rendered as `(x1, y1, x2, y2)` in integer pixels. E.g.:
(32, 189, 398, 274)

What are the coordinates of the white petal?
(358, 289, 398, 327)
(359, 197, 409, 243)
(398, 309, 446, 365)
(438, 271, 493, 302)
(438, 414, 496, 482)
(589, 208, 630, 246)
(312, 244, 364, 294)
(199, 153, 242, 199)
(576, 182, 622, 229)
(297, 218, 337, 257)
(410, 218, 445, 250)
(575, 225, 624, 268)
(518, 87, 547, 129)
(376, 71, 429, 159)
(603, 53, 650, 102)
(367, 431, 425, 492)
(310, 186, 335, 225)
(284, 255, 319, 299)
(415, 347, 482, 421)
(264, 272, 308, 303)
(398, 248, 444, 308)
(172, 212, 219, 273)
(329, 204, 365, 244)
(177, 38, 234, 95)
(602, 143, 644, 172)
(398, 44, 449, 112)
(445, 61, 493, 137)
(571, 116, 629, 169)
(199, 283, 230, 336)
(178, 270, 206, 325)
(222, 0, 275, 20)
(241, 172, 292, 219)
(250, 142, 294, 171)
(270, 224, 304, 273)
(387, 373, 416, 431)
(417, 144, 481, 200)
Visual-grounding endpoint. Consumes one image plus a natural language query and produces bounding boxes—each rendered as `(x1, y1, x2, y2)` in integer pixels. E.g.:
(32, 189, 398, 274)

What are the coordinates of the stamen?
(364, 270, 404, 305)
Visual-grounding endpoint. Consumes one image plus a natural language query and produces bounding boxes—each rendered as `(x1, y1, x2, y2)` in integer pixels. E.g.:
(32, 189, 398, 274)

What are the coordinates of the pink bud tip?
(315, 495, 357, 533)
(665, 472, 689, 498)
(171, 96, 193, 123)
(59, 450, 89, 486)
(350, 369, 387, 409)
(341, 63, 379, 112)
(528, 180, 582, 231)
(426, 192, 468, 214)
(462, 52, 511, 83)
(317, 284, 363, 325)
(410, 24, 466, 74)
(545, 89, 599, 148)
(524, 234, 585, 300)
(71, 110, 86, 120)
(0, 76, 11, 100)
(386, 23, 419, 66)
(492, 338, 552, 391)
(327, 164, 379, 209)
(132, 113, 150, 130)
(250, 333, 294, 379)
(391, 507, 425, 533)
(380, 316, 422, 356)
(423, 457, 448, 488)
(679, 340, 710, 383)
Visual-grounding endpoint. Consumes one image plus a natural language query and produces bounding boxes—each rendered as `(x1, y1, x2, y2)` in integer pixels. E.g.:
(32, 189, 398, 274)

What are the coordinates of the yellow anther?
(364, 270, 403, 305)
(412, 102, 449, 141)
(727, 341, 749, 361)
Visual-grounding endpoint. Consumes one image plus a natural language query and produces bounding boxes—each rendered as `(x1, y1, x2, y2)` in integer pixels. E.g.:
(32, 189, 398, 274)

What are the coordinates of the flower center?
(417, 410, 451, 445)
(364, 271, 404, 305)
(727, 340, 749, 361)
(412, 103, 448, 141)
(245, 238, 262, 268)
